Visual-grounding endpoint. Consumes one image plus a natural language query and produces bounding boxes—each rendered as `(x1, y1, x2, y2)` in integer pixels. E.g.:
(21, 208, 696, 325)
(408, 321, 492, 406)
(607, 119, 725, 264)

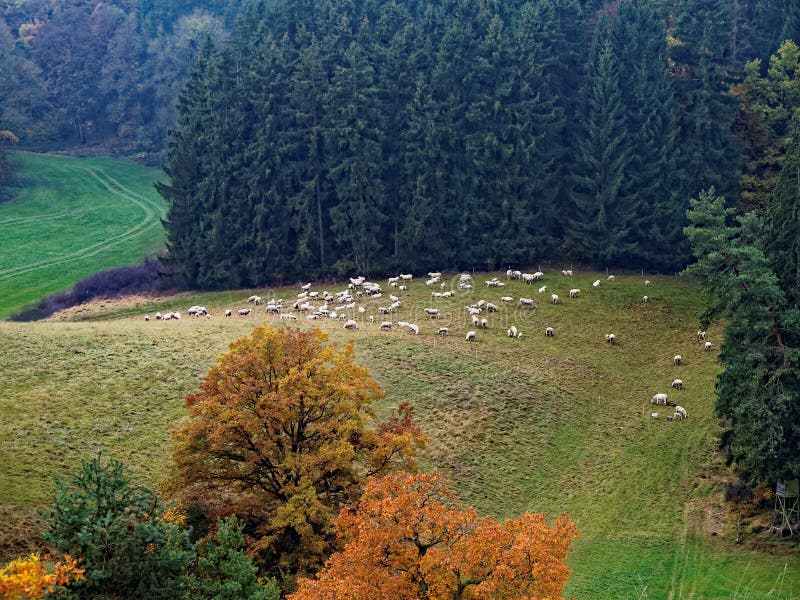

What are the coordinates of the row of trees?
(159, 0, 800, 287)
(0, 0, 231, 156)
(3, 326, 577, 598)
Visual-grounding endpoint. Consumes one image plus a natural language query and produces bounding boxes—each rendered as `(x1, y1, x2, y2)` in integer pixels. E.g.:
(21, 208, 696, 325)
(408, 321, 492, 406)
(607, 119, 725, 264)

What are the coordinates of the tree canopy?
(169, 325, 425, 580)
(290, 472, 578, 600)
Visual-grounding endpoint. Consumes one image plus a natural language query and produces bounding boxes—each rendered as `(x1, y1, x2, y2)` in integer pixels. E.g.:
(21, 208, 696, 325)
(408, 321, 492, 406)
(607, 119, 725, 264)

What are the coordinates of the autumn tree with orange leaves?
(0, 553, 84, 599)
(290, 472, 578, 600)
(169, 325, 425, 581)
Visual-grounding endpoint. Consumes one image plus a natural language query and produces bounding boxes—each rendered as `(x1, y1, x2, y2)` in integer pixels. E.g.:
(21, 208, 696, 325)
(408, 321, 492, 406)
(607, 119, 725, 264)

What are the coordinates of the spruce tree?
(568, 17, 638, 266)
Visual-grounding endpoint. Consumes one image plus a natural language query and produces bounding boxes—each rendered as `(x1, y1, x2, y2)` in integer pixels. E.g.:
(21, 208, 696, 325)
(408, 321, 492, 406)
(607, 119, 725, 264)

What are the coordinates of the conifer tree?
(568, 17, 637, 266)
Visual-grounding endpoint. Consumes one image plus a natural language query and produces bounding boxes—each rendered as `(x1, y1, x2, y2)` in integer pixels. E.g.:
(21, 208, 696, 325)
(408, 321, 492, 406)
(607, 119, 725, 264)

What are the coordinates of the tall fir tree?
(568, 16, 638, 266)
(671, 0, 741, 204)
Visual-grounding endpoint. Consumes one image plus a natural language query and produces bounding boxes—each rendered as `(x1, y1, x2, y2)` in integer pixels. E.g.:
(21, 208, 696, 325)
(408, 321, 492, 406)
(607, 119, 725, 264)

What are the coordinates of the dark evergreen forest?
(2, 0, 799, 283)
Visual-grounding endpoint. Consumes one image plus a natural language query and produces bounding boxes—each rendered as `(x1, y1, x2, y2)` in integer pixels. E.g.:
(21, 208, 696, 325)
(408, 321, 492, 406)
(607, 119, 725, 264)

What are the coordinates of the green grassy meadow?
(0, 152, 166, 319)
(2, 271, 799, 598)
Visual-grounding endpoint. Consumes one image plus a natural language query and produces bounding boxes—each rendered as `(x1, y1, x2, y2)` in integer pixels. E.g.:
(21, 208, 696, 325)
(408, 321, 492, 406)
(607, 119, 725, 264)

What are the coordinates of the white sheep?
(466, 330, 476, 341)
(592, 280, 601, 288)
(533, 271, 544, 280)
(507, 325, 518, 338)
(671, 379, 683, 390)
(500, 296, 514, 302)
(472, 314, 480, 327)
(437, 326, 449, 336)
(408, 323, 419, 335)
(379, 321, 392, 330)
(237, 308, 251, 316)
(144, 315, 150, 321)
(343, 320, 358, 330)
(248, 295, 262, 305)
(569, 288, 580, 298)
(674, 355, 682, 365)
(545, 326, 554, 337)
(651, 393, 668, 405)
(704, 341, 712, 351)
(358, 306, 366, 314)
(605, 333, 615, 344)
(280, 313, 298, 321)
(399, 285, 408, 291)
(673, 406, 688, 420)
(697, 330, 706, 340)
(486, 303, 498, 312)
(607, 275, 615, 282)
(224, 309, 232, 317)
(642, 295, 649, 303)
(155, 311, 162, 320)
(561, 269, 573, 276)
(480, 318, 488, 329)
(425, 308, 440, 318)
(551, 294, 559, 304)
(519, 298, 535, 308)
(301, 283, 312, 291)
(645, 279, 651, 286)
(538, 285, 547, 294)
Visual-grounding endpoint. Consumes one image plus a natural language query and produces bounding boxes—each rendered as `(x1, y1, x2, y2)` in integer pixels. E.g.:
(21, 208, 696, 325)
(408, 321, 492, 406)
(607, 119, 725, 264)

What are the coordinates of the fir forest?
(1, 0, 800, 598)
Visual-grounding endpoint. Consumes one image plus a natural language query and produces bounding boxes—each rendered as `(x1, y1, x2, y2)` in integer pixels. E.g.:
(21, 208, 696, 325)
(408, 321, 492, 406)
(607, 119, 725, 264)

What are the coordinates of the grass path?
(0, 153, 166, 319)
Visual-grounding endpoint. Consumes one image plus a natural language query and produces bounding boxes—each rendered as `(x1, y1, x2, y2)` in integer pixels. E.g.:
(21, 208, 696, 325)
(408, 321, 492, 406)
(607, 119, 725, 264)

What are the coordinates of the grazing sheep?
(605, 333, 616, 344)
(569, 288, 580, 298)
(144, 315, 150, 321)
(522, 273, 536, 284)
(507, 325, 518, 338)
(425, 308, 440, 318)
(399, 285, 408, 291)
(562, 269, 573, 276)
(545, 326, 554, 337)
(379, 321, 392, 330)
(519, 298, 535, 308)
(224, 309, 232, 317)
(343, 320, 358, 330)
(480, 318, 488, 329)
(672, 379, 683, 390)
(538, 285, 547, 294)
(607, 275, 615, 282)
(155, 311, 162, 320)
(645, 279, 651, 286)
(651, 393, 668, 405)
(237, 308, 252, 317)
(400, 273, 413, 281)
(697, 330, 706, 340)
(437, 326, 449, 336)
(704, 341, 712, 352)
(248, 295, 262, 305)
(472, 314, 480, 327)
(408, 323, 419, 335)
(301, 283, 312, 291)
(592, 280, 601, 288)
(280, 313, 298, 321)
(533, 271, 544, 280)
(674, 405, 688, 420)
(466, 330, 476, 341)
(551, 294, 559, 304)
(486, 303, 498, 313)
(358, 306, 366, 314)
(500, 296, 514, 302)
(674, 354, 682, 365)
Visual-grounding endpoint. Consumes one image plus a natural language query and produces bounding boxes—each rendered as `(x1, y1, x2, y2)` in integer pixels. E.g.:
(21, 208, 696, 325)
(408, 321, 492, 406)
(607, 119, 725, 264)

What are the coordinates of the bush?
(9, 259, 181, 321)
(42, 456, 192, 599)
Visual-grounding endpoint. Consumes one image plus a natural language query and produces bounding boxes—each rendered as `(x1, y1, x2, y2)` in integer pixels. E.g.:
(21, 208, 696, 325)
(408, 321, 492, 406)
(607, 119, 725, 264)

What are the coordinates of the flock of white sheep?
(144, 267, 714, 425)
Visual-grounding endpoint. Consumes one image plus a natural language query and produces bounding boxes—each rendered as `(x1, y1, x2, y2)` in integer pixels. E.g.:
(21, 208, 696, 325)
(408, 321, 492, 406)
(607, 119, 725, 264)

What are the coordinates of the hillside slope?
(0, 153, 166, 319)
(1, 272, 798, 597)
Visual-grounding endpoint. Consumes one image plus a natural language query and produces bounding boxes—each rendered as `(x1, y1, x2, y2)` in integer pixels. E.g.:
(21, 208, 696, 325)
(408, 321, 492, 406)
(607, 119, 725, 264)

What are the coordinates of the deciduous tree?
(0, 553, 83, 599)
(290, 472, 578, 600)
(169, 325, 425, 580)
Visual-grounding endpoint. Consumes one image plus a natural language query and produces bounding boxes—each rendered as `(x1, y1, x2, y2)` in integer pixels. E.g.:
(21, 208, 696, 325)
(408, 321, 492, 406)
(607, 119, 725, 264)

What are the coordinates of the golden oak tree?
(290, 472, 578, 600)
(169, 325, 424, 579)
(0, 553, 84, 599)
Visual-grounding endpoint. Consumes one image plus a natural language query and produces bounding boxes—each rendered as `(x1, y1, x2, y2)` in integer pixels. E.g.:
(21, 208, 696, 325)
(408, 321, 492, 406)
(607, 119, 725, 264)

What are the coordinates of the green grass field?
(1, 271, 798, 598)
(0, 152, 166, 319)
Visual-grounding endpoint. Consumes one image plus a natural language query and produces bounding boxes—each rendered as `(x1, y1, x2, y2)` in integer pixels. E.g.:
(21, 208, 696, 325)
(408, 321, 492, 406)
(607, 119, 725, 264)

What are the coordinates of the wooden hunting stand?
(769, 479, 799, 536)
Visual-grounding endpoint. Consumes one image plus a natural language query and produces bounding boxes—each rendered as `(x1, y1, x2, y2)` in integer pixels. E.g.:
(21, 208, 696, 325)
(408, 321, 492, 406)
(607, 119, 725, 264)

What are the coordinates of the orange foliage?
(290, 472, 578, 600)
(0, 553, 84, 600)
(169, 325, 425, 575)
